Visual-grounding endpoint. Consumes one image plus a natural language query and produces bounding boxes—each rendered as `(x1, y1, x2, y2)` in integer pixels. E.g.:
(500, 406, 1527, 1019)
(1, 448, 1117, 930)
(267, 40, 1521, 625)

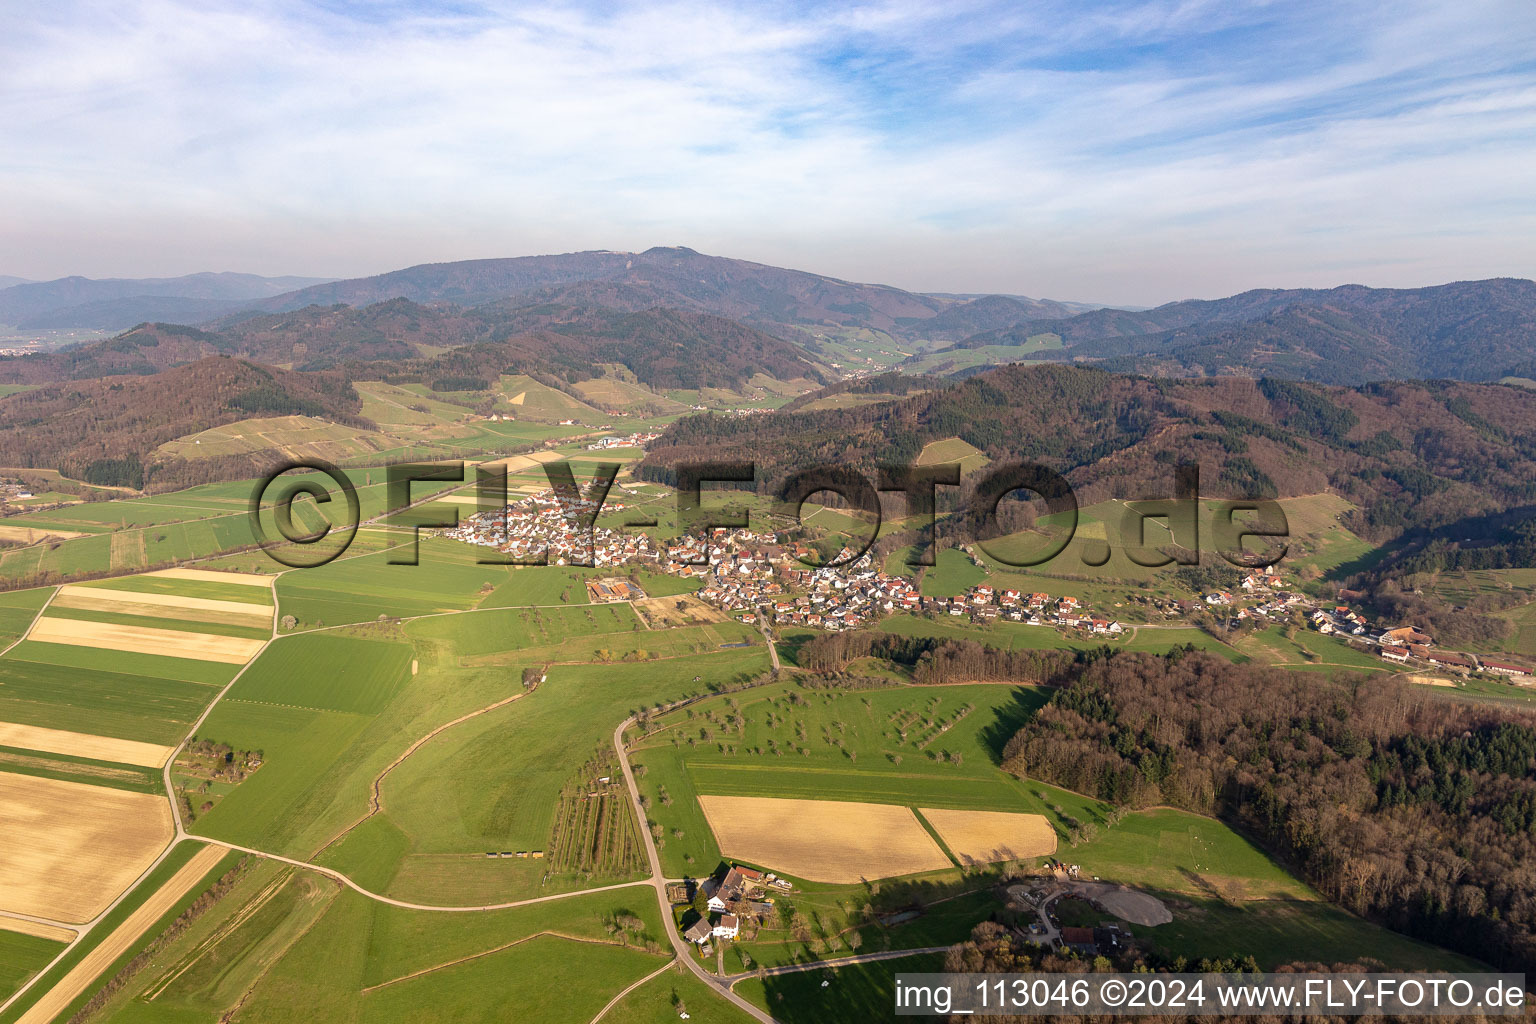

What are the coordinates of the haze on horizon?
(2, 0, 1534, 307)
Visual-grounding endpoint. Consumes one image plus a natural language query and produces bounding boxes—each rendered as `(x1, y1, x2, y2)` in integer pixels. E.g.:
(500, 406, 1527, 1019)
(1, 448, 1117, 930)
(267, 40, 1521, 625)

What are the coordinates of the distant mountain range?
(0, 300, 825, 393)
(944, 278, 1536, 384)
(4, 250, 1535, 399)
(0, 272, 334, 329)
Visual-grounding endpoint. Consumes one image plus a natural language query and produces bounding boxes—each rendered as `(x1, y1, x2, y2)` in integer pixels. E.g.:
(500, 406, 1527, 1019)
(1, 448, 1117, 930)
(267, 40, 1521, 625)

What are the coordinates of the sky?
(1, 0, 1534, 305)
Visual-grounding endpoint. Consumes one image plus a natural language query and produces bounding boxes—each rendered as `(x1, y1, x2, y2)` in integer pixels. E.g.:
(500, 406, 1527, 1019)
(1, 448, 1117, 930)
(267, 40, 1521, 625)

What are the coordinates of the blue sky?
(1, 0, 1533, 303)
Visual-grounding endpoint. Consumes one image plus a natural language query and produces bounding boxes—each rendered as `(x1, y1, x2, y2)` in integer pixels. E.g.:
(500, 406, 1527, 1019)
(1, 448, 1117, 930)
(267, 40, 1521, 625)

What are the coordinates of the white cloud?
(0, 0, 1532, 304)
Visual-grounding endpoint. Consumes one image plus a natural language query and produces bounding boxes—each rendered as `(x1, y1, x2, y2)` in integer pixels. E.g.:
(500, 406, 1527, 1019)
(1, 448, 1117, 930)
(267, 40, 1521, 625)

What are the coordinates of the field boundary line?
(0, 585, 57, 657)
(361, 929, 666, 994)
(588, 959, 678, 1024)
(724, 944, 951, 986)
(186, 836, 655, 913)
(311, 690, 528, 858)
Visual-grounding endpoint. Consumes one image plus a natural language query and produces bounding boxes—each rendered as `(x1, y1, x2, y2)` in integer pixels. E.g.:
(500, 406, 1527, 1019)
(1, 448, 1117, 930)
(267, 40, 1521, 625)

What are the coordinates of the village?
(440, 490, 1532, 683)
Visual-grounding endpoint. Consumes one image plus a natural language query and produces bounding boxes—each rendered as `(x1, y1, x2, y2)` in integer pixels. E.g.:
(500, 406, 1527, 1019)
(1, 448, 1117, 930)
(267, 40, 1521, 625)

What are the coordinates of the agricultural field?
(0, 771, 173, 923)
(739, 951, 949, 1024)
(1236, 625, 1389, 675)
(334, 646, 769, 904)
(917, 807, 1056, 865)
(629, 681, 1099, 877)
(1, 843, 232, 1024)
(84, 863, 681, 1024)
(495, 374, 605, 422)
(698, 795, 953, 882)
(0, 642, 234, 746)
(0, 467, 479, 586)
(913, 436, 989, 476)
(0, 588, 50, 648)
(0, 929, 67, 1006)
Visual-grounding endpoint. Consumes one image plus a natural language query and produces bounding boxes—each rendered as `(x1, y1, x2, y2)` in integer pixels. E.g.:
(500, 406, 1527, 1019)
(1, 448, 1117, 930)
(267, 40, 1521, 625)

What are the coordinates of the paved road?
(612, 713, 779, 1024)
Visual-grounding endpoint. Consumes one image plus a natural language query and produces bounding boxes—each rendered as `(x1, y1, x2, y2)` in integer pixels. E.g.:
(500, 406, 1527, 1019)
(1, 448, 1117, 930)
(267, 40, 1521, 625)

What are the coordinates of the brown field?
(631, 594, 726, 629)
(0, 721, 174, 769)
(697, 795, 952, 883)
(479, 450, 567, 473)
(917, 807, 1057, 865)
(26, 617, 266, 664)
(0, 525, 87, 544)
(0, 916, 75, 943)
(55, 584, 273, 627)
(147, 568, 275, 588)
(14, 844, 226, 1024)
(436, 494, 491, 505)
(0, 772, 174, 922)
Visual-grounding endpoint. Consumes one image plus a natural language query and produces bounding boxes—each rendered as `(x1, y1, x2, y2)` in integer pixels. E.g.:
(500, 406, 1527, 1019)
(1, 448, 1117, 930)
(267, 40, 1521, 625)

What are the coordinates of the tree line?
(1001, 649, 1536, 974)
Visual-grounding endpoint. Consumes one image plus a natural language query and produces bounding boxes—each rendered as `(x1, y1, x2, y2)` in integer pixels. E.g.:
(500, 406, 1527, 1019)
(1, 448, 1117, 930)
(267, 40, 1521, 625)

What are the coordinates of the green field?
(275, 541, 515, 629)
(630, 681, 1100, 877)
(335, 646, 770, 904)
(75, 572, 275, 606)
(1236, 625, 1388, 675)
(227, 632, 414, 714)
(1135, 891, 1486, 971)
(0, 468, 471, 585)
(0, 587, 51, 647)
(0, 642, 230, 744)
(92, 864, 682, 1024)
(0, 929, 66, 1005)
(739, 951, 948, 1023)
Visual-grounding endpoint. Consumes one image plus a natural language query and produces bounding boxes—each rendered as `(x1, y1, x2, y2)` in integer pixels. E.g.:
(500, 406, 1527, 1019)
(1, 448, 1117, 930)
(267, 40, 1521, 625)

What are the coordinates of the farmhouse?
(1484, 660, 1533, 679)
(713, 914, 740, 940)
(683, 918, 713, 944)
(1379, 644, 1410, 663)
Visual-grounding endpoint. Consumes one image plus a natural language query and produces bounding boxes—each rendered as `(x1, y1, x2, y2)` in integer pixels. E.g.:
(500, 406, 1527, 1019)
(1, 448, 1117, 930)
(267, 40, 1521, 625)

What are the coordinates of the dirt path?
(363, 928, 661, 995)
(313, 690, 528, 859)
(589, 960, 678, 1024)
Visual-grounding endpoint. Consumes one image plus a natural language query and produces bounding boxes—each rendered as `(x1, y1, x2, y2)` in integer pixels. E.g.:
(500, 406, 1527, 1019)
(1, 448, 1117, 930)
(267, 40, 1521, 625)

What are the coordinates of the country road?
(612, 711, 779, 1024)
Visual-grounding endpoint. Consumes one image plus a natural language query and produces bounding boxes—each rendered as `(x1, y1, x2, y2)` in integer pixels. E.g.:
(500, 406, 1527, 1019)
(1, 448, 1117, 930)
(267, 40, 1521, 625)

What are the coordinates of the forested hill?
(0, 357, 366, 488)
(232, 246, 952, 335)
(1001, 650, 1536, 974)
(638, 363, 1536, 544)
(0, 301, 825, 391)
(949, 278, 1536, 384)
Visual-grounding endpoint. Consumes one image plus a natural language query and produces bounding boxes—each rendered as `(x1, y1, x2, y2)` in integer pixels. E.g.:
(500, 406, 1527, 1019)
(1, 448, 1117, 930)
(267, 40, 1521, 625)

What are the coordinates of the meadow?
(0, 588, 50, 647)
(343, 646, 770, 904)
(629, 681, 1101, 878)
(0, 643, 230, 745)
(1236, 625, 1388, 675)
(91, 865, 679, 1024)
(0, 930, 66, 1006)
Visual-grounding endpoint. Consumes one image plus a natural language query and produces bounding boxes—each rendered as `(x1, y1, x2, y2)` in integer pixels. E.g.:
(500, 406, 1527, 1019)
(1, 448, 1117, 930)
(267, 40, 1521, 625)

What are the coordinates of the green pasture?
(39, 605, 271, 641)
(0, 929, 66, 1005)
(229, 633, 414, 715)
(355, 647, 769, 903)
(75, 573, 274, 605)
(0, 646, 226, 744)
(0, 587, 51, 646)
